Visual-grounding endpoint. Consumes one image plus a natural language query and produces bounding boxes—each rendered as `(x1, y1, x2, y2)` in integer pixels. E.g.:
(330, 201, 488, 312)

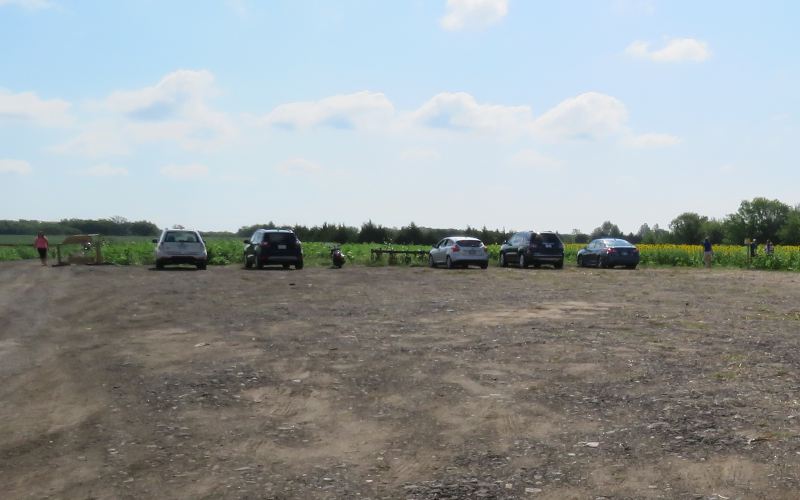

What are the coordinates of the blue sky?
(1, 0, 798, 234)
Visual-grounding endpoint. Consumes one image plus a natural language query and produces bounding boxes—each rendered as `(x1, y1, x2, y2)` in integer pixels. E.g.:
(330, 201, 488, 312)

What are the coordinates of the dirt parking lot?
(2, 262, 800, 499)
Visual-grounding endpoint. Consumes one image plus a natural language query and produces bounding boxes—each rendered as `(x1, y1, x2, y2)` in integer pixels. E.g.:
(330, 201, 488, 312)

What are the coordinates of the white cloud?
(57, 69, 235, 157)
(441, 0, 508, 31)
(276, 158, 322, 176)
(0, 0, 53, 9)
(625, 38, 711, 62)
(510, 149, 562, 170)
(264, 91, 395, 131)
(622, 133, 682, 148)
(532, 92, 628, 141)
(411, 92, 533, 134)
(0, 158, 32, 174)
(0, 89, 71, 126)
(160, 163, 209, 180)
(78, 164, 129, 177)
(105, 69, 217, 117)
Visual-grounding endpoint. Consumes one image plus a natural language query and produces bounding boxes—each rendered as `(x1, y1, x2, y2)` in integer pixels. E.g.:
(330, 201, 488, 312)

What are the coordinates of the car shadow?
(244, 267, 298, 271)
(148, 267, 202, 272)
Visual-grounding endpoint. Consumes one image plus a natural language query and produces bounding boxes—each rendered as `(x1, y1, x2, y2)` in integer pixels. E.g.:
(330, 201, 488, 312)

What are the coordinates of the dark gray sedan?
(577, 238, 639, 269)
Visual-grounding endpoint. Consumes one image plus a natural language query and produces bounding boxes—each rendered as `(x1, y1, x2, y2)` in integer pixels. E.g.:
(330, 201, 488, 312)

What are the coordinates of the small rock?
(194, 342, 209, 348)
(525, 487, 543, 494)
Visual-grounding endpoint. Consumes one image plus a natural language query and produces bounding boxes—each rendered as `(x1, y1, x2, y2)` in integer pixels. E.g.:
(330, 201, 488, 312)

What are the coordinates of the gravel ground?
(2, 261, 800, 499)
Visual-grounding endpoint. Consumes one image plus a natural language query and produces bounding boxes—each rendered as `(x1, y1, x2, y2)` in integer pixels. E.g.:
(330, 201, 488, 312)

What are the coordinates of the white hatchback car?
(429, 236, 489, 269)
(153, 229, 208, 270)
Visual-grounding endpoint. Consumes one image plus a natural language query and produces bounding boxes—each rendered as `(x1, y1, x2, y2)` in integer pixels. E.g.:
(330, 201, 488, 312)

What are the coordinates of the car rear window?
(540, 233, 561, 244)
(457, 239, 483, 247)
(164, 231, 199, 243)
(609, 239, 633, 246)
(264, 232, 296, 244)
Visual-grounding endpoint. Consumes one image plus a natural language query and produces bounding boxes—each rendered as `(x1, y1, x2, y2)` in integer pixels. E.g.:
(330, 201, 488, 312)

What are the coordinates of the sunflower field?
(2, 236, 800, 270)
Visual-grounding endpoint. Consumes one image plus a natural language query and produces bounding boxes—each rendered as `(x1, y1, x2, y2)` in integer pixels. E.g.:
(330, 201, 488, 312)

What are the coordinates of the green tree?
(700, 218, 725, 244)
(590, 221, 623, 240)
(778, 208, 800, 244)
(725, 197, 790, 243)
(669, 212, 708, 244)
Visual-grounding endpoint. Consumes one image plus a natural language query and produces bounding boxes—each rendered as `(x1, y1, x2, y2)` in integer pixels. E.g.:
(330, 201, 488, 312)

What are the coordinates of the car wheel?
(519, 253, 528, 269)
(577, 255, 583, 267)
(255, 259, 264, 269)
(282, 264, 291, 269)
(480, 262, 488, 269)
(244, 255, 253, 269)
(499, 253, 508, 267)
(429, 255, 436, 268)
(533, 262, 541, 269)
(156, 260, 164, 270)
(197, 263, 207, 270)
(599, 257, 608, 268)
(626, 264, 637, 270)
(446, 256, 454, 269)
(554, 260, 564, 269)
(295, 259, 304, 270)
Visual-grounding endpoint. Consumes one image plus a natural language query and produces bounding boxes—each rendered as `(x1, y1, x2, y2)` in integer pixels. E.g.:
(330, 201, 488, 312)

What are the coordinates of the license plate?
(278, 244, 287, 250)
(544, 243, 552, 248)
(468, 250, 476, 255)
(621, 250, 628, 255)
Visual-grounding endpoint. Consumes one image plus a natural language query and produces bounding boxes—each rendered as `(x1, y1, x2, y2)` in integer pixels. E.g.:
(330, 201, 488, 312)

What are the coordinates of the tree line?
(3, 197, 799, 245)
(0, 217, 159, 237)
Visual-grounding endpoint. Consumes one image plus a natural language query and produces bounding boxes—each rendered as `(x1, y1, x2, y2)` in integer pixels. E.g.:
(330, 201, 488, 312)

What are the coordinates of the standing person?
(703, 237, 713, 268)
(33, 231, 49, 266)
(765, 239, 774, 256)
(750, 239, 758, 258)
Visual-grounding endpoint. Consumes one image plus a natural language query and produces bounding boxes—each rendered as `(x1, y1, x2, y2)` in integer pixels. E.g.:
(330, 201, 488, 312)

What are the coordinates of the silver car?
(153, 228, 208, 270)
(429, 236, 489, 269)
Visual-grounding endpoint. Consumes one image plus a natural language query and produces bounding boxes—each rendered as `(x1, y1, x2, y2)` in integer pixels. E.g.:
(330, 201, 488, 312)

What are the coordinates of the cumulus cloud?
(532, 92, 628, 141)
(510, 149, 562, 170)
(625, 38, 711, 62)
(57, 70, 235, 157)
(411, 92, 533, 134)
(276, 158, 322, 176)
(0, 158, 32, 174)
(78, 164, 129, 177)
(622, 133, 682, 148)
(264, 91, 394, 131)
(0, 89, 71, 126)
(441, 0, 508, 31)
(160, 163, 209, 180)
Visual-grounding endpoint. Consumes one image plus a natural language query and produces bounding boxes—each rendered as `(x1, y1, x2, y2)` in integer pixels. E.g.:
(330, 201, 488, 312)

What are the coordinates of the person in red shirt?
(33, 231, 49, 266)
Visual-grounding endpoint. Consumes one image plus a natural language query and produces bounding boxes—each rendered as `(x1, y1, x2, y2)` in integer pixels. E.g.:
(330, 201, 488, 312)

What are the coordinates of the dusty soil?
(2, 261, 800, 499)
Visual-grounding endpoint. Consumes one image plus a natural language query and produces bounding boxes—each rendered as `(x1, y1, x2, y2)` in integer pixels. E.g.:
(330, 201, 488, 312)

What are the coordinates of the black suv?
(243, 229, 304, 269)
(499, 231, 564, 269)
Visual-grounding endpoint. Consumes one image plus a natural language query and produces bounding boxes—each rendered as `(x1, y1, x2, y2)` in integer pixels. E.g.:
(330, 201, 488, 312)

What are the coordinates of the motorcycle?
(331, 246, 345, 268)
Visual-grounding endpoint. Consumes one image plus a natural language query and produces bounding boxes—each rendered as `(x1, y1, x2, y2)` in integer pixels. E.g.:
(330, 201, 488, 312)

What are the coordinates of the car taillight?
(607, 248, 617, 254)
(452, 245, 460, 252)
(260, 241, 270, 248)
(632, 248, 639, 253)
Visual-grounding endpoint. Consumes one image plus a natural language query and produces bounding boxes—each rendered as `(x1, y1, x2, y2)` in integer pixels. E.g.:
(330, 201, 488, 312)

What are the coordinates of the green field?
(2, 235, 799, 270)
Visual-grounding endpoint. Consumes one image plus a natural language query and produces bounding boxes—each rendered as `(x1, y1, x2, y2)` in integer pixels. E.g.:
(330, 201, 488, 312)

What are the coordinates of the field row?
(3, 239, 800, 270)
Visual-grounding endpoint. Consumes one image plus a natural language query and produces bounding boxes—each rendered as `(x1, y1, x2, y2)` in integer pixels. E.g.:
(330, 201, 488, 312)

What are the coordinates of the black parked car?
(243, 229, 304, 269)
(499, 231, 564, 269)
(577, 238, 639, 269)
